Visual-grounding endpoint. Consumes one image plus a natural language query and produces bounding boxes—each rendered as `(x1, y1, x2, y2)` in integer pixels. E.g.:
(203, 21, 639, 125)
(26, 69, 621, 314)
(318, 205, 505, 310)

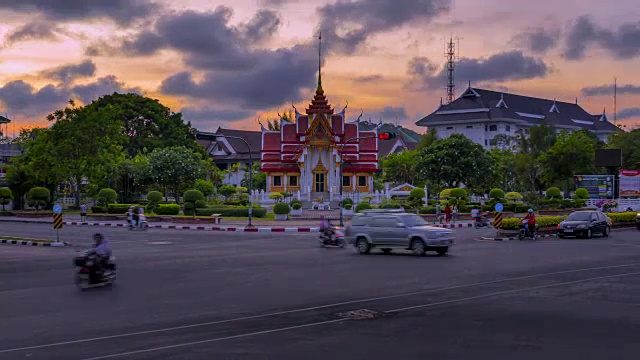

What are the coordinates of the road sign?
(53, 204, 62, 214)
(494, 203, 504, 212)
(53, 213, 63, 229)
(493, 212, 503, 228)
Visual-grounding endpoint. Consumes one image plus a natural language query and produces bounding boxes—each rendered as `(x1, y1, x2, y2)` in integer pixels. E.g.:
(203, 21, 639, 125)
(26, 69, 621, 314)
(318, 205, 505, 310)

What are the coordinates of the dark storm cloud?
(617, 108, 640, 120)
(0, 0, 158, 25)
(0, 76, 141, 118)
(71, 76, 142, 105)
(180, 106, 255, 124)
(511, 27, 560, 54)
(406, 51, 549, 91)
(378, 106, 408, 120)
(241, 10, 281, 44)
(563, 15, 640, 60)
(40, 60, 96, 84)
(318, 0, 451, 54)
(581, 84, 640, 96)
(2, 20, 68, 46)
(160, 43, 318, 109)
(0, 81, 70, 118)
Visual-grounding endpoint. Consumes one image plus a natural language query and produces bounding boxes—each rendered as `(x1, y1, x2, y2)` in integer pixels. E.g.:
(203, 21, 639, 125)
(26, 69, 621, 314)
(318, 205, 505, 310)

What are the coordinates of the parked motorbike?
(73, 251, 116, 290)
(319, 227, 346, 248)
(518, 219, 538, 240)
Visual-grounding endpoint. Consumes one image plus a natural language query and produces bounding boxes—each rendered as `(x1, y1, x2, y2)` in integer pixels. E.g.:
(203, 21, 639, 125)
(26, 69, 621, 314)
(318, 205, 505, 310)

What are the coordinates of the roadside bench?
(211, 214, 222, 224)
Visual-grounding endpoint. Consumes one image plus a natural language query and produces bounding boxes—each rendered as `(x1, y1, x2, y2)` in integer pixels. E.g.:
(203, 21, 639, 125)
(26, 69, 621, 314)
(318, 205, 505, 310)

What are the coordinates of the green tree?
(219, 184, 236, 200)
(514, 122, 556, 192)
(82, 93, 199, 157)
(97, 188, 118, 206)
(490, 148, 519, 191)
(608, 128, 640, 169)
(148, 146, 205, 203)
(381, 150, 416, 185)
(489, 188, 505, 201)
(415, 134, 495, 189)
(538, 130, 598, 193)
(25, 104, 125, 206)
(194, 179, 215, 197)
(417, 129, 438, 150)
(546, 187, 562, 199)
(574, 188, 590, 200)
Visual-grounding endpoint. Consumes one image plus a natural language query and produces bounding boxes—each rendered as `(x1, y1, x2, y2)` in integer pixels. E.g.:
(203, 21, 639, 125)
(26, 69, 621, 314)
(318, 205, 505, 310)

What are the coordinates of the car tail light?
(557, 224, 561, 229)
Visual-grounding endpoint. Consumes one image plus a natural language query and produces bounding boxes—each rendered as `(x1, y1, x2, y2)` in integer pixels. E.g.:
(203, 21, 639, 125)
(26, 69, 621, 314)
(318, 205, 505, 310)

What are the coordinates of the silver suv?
(344, 210, 454, 256)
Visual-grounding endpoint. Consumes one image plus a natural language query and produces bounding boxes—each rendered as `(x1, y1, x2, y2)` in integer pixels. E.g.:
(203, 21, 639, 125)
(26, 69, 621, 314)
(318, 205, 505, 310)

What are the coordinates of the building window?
(466, 125, 473, 128)
(273, 176, 282, 187)
(485, 125, 488, 131)
(289, 176, 298, 187)
(342, 176, 351, 187)
(485, 139, 488, 146)
(446, 126, 453, 130)
(489, 125, 497, 131)
(358, 176, 367, 187)
(506, 125, 511, 131)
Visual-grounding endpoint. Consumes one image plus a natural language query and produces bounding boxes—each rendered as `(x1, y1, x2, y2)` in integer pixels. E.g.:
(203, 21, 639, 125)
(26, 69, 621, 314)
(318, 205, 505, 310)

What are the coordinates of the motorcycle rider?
(522, 209, 536, 237)
(90, 233, 112, 281)
(319, 215, 334, 240)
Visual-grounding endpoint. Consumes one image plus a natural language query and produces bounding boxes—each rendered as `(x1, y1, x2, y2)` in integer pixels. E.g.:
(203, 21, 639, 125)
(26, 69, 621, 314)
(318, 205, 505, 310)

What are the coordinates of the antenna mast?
(613, 77, 617, 125)
(445, 35, 459, 104)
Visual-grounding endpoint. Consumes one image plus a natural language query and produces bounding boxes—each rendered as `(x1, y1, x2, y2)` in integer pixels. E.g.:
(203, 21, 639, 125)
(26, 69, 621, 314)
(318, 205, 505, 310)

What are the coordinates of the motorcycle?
(73, 250, 116, 290)
(474, 214, 492, 228)
(518, 219, 538, 240)
(319, 227, 346, 248)
(128, 214, 148, 231)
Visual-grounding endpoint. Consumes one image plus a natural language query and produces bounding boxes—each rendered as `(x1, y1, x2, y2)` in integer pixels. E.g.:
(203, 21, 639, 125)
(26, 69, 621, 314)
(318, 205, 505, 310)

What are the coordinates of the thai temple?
(260, 56, 379, 203)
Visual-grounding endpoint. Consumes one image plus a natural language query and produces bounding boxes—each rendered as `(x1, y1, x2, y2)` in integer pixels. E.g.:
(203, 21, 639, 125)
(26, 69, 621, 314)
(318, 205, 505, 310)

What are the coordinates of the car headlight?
(577, 224, 587, 229)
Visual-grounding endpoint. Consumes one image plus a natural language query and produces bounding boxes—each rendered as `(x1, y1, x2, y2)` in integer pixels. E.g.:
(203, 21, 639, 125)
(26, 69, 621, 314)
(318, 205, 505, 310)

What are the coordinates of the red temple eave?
(261, 165, 300, 173)
(342, 165, 380, 173)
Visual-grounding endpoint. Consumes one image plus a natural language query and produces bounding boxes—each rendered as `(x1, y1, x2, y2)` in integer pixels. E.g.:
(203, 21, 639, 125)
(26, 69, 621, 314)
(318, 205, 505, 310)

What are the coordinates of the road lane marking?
(385, 271, 640, 313)
(2, 261, 640, 354)
(79, 270, 640, 360)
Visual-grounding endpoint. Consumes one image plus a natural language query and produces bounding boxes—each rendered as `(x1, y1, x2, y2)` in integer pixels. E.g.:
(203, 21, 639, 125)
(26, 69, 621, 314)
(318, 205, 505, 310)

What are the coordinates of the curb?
(479, 234, 557, 241)
(431, 223, 474, 228)
(1, 239, 68, 247)
(64, 222, 321, 232)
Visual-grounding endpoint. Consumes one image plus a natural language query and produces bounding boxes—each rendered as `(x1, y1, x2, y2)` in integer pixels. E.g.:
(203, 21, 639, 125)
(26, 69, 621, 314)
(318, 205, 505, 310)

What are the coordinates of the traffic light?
(378, 132, 397, 140)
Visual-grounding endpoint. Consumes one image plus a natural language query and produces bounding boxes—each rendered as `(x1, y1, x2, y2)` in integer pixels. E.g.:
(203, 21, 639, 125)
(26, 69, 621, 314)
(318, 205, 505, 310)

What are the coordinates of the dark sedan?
(557, 210, 611, 238)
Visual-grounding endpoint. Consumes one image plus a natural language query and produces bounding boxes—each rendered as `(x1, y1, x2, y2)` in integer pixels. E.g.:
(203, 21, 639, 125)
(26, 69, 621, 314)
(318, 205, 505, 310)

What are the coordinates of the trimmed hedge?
(498, 212, 637, 230)
(342, 198, 353, 206)
(292, 203, 302, 210)
(195, 207, 267, 218)
(273, 203, 291, 215)
(92, 206, 107, 214)
(154, 204, 181, 215)
(355, 202, 372, 212)
(108, 204, 138, 214)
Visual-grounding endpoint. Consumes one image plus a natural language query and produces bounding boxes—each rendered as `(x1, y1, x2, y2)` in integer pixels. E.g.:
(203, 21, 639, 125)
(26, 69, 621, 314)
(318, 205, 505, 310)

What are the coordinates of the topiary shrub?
(355, 202, 372, 212)
(28, 187, 50, 210)
(439, 189, 451, 199)
(107, 204, 138, 214)
(195, 200, 207, 208)
(183, 189, 205, 216)
(269, 192, 284, 203)
(489, 188, 505, 201)
(505, 192, 523, 202)
(344, 203, 352, 210)
(0, 188, 13, 211)
(342, 198, 353, 206)
(574, 188, 590, 200)
(97, 188, 117, 207)
(146, 191, 163, 213)
(273, 202, 291, 215)
(408, 188, 426, 210)
(218, 185, 237, 199)
(291, 202, 302, 210)
(450, 188, 467, 199)
(546, 187, 562, 199)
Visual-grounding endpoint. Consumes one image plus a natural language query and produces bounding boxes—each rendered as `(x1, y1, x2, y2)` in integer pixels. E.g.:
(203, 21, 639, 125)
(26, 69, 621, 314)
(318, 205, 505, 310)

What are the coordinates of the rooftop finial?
(317, 31, 323, 92)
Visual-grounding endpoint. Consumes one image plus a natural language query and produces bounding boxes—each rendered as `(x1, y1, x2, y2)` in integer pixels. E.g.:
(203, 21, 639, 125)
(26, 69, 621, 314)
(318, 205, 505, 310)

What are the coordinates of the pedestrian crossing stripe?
(53, 214, 63, 229)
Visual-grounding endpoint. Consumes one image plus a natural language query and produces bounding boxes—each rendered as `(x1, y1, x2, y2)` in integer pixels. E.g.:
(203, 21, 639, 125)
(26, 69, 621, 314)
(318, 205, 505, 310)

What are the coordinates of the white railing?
(585, 198, 640, 211)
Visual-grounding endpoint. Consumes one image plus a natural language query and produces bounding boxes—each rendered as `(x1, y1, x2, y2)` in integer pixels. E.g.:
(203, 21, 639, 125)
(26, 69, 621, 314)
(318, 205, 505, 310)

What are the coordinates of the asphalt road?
(1, 224, 639, 360)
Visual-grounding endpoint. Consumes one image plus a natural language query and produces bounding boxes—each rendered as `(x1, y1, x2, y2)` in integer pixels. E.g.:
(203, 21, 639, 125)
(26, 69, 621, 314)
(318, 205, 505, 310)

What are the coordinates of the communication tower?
(445, 35, 459, 104)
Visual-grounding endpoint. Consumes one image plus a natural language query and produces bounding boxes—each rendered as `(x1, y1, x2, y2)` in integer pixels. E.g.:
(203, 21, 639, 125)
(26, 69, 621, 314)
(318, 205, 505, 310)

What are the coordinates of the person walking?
(80, 203, 87, 222)
(444, 204, 452, 224)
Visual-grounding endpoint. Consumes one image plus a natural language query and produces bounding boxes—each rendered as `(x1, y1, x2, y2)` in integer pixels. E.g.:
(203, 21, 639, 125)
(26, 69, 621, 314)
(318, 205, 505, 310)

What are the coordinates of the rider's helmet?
(528, 209, 533, 213)
(93, 233, 104, 244)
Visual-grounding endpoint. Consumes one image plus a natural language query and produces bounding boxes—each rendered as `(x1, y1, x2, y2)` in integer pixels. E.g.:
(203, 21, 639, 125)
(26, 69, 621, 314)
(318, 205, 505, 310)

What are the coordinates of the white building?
(416, 86, 619, 148)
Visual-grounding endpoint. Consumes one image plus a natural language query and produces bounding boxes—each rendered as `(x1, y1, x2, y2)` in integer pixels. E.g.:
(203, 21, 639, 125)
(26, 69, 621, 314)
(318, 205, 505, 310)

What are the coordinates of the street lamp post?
(339, 135, 378, 227)
(196, 132, 254, 228)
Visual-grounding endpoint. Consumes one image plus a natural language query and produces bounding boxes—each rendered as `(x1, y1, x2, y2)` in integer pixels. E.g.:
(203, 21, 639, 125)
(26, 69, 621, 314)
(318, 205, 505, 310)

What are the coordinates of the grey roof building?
(416, 86, 619, 148)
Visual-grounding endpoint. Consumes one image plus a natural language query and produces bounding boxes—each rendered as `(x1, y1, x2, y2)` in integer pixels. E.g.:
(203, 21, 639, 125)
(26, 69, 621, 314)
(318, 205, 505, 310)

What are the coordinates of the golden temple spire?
(317, 31, 323, 92)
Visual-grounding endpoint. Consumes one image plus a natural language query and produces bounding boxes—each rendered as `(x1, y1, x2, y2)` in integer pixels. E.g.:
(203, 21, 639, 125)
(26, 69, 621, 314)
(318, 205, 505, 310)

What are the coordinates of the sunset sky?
(0, 0, 639, 134)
